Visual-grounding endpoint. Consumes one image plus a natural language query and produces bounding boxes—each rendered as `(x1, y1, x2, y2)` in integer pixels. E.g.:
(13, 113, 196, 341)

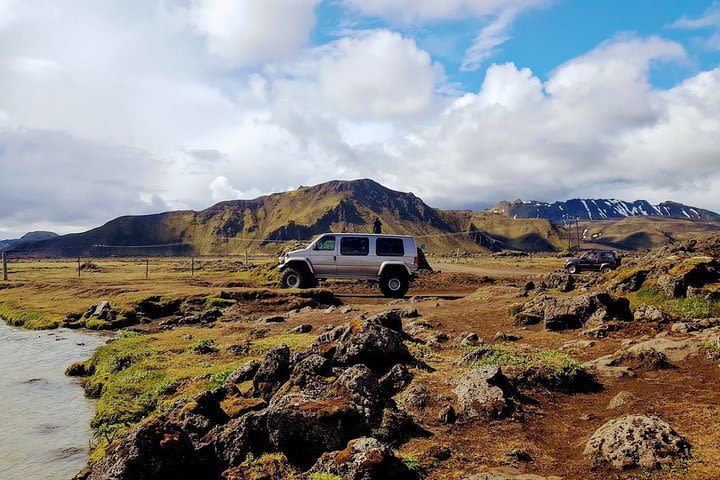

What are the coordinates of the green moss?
(310, 474, 342, 480)
(85, 318, 113, 330)
(400, 455, 421, 471)
(249, 333, 315, 354)
(76, 329, 243, 463)
(205, 296, 236, 309)
(633, 286, 720, 319)
(466, 344, 593, 391)
(0, 303, 61, 329)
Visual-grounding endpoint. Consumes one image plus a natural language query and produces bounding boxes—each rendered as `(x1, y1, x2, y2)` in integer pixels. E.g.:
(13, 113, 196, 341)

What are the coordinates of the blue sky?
(1, 0, 720, 237)
(314, 0, 720, 90)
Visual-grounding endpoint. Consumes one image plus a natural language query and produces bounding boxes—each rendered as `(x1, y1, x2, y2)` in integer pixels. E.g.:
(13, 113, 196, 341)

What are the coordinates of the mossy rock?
(206, 297, 237, 310)
(512, 311, 543, 326)
(85, 318, 113, 330)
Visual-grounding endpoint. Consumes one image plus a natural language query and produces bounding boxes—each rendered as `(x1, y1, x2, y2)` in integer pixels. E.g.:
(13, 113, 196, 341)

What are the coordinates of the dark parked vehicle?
(564, 250, 621, 274)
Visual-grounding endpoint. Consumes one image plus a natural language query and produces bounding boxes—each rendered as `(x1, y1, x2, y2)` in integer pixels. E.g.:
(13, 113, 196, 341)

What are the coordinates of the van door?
(309, 235, 336, 276)
(337, 236, 371, 276)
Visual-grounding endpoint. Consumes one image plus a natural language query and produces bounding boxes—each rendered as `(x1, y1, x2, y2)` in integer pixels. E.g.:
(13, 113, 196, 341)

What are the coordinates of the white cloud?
(319, 30, 442, 118)
(1, 0, 720, 240)
(461, 8, 518, 71)
(209, 176, 263, 202)
(669, 4, 720, 29)
(183, 0, 319, 66)
(343, 0, 544, 24)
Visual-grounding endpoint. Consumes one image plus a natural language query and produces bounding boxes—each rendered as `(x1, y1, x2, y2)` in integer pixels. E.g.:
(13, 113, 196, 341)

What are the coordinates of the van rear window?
(376, 238, 405, 256)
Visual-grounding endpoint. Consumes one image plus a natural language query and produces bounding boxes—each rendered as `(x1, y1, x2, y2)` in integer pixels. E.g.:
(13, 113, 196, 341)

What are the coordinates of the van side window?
(376, 238, 405, 256)
(314, 236, 336, 251)
(600, 252, 614, 261)
(340, 237, 369, 256)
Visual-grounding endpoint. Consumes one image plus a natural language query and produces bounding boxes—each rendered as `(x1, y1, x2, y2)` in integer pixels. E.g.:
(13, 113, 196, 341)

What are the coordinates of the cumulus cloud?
(183, 0, 319, 66)
(1, 1, 720, 239)
(319, 31, 442, 118)
(209, 176, 263, 202)
(0, 128, 170, 234)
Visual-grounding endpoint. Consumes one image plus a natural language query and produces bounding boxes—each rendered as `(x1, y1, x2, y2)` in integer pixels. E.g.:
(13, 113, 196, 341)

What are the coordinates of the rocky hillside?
(490, 198, 720, 222)
(8, 180, 560, 257)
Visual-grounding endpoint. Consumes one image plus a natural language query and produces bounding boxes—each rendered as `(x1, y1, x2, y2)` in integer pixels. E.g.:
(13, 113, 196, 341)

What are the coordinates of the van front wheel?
(281, 268, 308, 289)
(379, 272, 409, 298)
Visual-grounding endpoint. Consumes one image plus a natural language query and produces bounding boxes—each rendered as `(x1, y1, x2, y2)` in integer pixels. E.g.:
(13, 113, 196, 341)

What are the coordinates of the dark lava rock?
(380, 364, 413, 396)
(438, 404, 456, 424)
(453, 366, 514, 419)
(291, 323, 312, 333)
(306, 318, 411, 374)
(265, 365, 386, 469)
(212, 410, 270, 468)
(253, 344, 291, 401)
(225, 359, 261, 387)
(308, 437, 417, 480)
(78, 415, 210, 480)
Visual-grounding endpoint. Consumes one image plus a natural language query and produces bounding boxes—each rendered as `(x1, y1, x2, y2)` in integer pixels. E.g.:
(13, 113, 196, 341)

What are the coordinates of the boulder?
(522, 293, 631, 331)
(657, 274, 686, 298)
(212, 410, 270, 468)
(606, 391, 637, 410)
(365, 309, 404, 332)
(438, 404, 456, 424)
(80, 415, 209, 480)
(307, 318, 411, 374)
(458, 332, 482, 347)
(265, 393, 364, 468)
(308, 437, 416, 480)
(253, 344, 291, 401)
(464, 473, 561, 480)
(453, 366, 514, 419)
(224, 360, 261, 387)
(403, 383, 432, 411)
(584, 415, 690, 469)
(291, 323, 312, 333)
(380, 364, 413, 396)
(265, 365, 385, 469)
(633, 304, 672, 323)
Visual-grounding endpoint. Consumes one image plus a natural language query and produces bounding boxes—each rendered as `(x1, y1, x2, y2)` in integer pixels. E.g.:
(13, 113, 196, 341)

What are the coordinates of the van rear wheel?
(567, 264, 578, 274)
(380, 272, 409, 298)
(281, 268, 307, 289)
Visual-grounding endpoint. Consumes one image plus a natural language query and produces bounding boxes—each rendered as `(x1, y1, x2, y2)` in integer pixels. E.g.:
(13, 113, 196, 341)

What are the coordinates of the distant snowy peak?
(489, 199, 720, 222)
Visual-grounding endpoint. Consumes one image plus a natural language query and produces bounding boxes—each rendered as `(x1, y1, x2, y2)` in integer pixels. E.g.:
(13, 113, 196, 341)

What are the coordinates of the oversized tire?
(379, 271, 409, 298)
(280, 267, 308, 289)
(567, 264, 578, 274)
(601, 266, 612, 274)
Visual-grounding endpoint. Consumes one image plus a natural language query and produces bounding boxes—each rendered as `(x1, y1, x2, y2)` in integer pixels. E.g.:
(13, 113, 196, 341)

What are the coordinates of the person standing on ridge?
(372, 217, 382, 234)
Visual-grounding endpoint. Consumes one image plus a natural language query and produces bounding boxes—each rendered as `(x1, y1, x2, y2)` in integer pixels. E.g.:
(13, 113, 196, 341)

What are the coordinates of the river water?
(0, 321, 107, 480)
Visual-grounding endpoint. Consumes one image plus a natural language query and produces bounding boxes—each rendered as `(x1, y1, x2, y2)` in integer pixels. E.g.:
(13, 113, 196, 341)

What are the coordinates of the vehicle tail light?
(413, 256, 418, 266)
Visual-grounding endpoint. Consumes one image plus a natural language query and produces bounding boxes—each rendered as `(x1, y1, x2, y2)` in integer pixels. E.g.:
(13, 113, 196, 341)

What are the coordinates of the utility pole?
(77, 257, 81, 278)
(575, 217, 581, 249)
(2, 252, 7, 281)
(145, 259, 149, 279)
(191, 257, 195, 277)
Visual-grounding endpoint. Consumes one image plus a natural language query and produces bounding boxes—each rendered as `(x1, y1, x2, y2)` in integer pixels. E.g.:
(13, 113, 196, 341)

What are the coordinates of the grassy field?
(0, 257, 279, 329)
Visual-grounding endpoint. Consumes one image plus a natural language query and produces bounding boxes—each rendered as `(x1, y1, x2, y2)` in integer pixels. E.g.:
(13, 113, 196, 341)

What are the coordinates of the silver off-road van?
(278, 233, 419, 298)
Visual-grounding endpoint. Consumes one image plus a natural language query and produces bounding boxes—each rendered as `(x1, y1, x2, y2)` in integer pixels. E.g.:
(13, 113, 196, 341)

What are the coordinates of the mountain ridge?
(6, 180, 719, 257)
(489, 198, 720, 222)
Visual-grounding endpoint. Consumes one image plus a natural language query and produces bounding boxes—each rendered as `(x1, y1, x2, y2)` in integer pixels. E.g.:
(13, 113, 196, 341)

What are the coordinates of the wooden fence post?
(78, 257, 81, 278)
(145, 259, 149, 279)
(2, 252, 7, 281)
(191, 257, 195, 277)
